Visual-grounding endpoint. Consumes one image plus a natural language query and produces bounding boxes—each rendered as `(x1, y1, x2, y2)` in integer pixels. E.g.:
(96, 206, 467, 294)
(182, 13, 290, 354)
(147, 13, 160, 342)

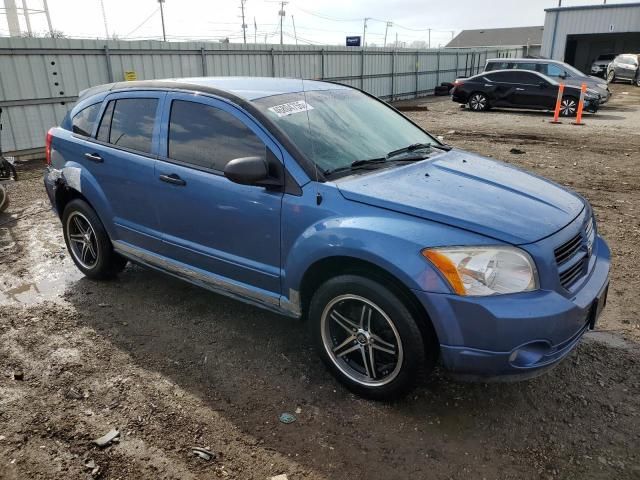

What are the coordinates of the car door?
(481, 72, 516, 106)
(153, 93, 283, 297)
(509, 71, 556, 109)
(83, 91, 165, 253)
(615, 56, 633, 79)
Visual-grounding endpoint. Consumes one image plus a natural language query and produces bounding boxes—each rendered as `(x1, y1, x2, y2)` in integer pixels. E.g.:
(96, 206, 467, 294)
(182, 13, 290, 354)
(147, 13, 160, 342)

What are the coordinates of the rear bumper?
(413, 236, 610, 380)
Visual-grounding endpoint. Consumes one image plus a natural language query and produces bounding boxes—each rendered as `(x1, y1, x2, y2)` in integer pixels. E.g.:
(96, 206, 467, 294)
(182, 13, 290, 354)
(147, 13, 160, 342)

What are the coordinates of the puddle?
(1, 270, 83, 305)
(1, 209, 84, 306)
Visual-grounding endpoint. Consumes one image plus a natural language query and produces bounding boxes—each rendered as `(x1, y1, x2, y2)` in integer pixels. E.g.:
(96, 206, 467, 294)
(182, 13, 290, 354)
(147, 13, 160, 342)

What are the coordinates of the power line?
(124, 7, 160, 38)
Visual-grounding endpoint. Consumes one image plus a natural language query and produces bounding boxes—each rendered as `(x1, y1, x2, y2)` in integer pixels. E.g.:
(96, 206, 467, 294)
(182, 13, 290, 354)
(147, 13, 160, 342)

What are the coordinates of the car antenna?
(291, 15, 321, 205)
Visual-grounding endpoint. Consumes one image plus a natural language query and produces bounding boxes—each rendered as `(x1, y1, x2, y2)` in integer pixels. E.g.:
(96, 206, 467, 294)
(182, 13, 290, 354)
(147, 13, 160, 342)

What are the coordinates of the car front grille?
(555, 218, 595, 290)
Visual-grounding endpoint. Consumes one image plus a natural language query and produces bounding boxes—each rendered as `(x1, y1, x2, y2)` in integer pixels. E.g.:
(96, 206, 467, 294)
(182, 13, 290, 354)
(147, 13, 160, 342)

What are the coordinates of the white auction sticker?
(268, 100, 314, 117)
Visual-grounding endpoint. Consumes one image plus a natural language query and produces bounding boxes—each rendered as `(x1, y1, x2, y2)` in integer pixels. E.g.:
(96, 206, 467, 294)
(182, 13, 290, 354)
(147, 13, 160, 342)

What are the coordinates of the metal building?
(541, 2, 640, 72)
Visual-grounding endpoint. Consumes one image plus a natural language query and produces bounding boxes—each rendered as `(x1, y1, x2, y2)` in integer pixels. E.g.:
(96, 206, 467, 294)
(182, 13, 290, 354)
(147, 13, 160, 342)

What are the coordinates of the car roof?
(486, 58, 562, 64)
(78, 76, 348, 103)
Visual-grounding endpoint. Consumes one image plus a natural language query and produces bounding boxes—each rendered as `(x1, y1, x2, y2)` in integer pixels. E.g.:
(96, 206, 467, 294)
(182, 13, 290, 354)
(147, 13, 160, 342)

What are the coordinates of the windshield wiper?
(385, 143, 433, 159)
(323, 144, 438, 177)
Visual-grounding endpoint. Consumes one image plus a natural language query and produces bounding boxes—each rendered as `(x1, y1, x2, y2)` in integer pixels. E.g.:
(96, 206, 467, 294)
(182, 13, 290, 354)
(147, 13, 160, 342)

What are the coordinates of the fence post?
(391, 49, 395, 102)
(436, 50, 440, 89)
(270, 48, 275, 77)
(320, 48, 325, 80)
(361, 48, 365, 89)
(455, 51, 459, 78)
(103, 45, 113, 83)
(415, 51, 419, 98)
(200, 47, 207, 76)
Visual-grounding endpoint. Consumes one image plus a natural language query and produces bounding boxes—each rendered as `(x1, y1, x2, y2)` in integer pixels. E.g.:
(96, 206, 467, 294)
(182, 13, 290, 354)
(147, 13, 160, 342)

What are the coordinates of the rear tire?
(309, 274, 435, 400)
(468, 92, 489, 112)
(559, 96, 578, 117)
(62, 199, 127, 279)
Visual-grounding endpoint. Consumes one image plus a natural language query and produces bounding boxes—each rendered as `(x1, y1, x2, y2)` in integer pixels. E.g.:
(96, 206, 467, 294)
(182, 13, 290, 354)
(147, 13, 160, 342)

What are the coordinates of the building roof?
(446, 26, 544, 48)
(545, 1, 640, 12)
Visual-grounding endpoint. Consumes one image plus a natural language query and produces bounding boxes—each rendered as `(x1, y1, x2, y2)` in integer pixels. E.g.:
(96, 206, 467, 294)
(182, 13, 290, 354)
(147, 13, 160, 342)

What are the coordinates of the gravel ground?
(0, 83, 639, 480)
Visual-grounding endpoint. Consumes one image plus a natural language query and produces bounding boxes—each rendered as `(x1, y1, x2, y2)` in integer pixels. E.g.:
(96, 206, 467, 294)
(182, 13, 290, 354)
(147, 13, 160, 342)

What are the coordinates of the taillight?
(45, 128, 54, 165)
(453, 80, 465, 87)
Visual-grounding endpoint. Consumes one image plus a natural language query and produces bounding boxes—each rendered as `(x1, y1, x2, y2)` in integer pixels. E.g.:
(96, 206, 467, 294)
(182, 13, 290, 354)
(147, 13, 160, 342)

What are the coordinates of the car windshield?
(253, 89, 437, 175)
(559, 63, 587, 77)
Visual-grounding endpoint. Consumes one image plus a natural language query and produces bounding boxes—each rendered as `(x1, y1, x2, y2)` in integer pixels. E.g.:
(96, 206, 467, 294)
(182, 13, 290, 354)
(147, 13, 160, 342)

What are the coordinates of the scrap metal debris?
(93, 428, 120, 448)
(279, 412, 296, 424)
(509, 148, 526, 154)
(192, 447, 216, 461)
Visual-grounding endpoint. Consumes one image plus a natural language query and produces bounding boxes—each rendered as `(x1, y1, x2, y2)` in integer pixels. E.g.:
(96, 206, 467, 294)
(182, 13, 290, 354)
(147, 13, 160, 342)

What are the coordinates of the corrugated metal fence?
(0, 37, 524, 155)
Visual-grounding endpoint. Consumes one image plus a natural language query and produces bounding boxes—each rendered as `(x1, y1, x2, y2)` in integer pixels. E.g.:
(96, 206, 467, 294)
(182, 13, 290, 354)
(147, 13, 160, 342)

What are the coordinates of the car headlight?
(422, 246, 538, 296)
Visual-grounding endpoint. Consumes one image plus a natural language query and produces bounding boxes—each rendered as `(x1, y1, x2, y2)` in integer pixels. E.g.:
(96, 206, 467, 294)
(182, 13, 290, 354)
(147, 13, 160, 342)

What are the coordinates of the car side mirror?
(224, 155, 283, 188)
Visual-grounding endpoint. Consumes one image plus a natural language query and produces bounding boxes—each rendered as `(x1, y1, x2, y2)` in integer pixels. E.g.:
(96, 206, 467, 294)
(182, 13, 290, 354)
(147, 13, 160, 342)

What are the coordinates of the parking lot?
(1, 83, 639, 480)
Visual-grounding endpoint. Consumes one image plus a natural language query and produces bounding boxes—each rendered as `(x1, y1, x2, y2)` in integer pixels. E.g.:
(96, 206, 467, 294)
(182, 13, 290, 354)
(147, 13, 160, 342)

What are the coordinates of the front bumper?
(413, 235, 610, 380)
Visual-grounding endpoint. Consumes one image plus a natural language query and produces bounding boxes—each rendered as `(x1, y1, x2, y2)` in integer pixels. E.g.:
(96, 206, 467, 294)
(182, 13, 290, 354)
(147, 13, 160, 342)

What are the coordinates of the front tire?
(468, 92, 489, 112)
(559, 96, 578, 117)
(309, 275, 434, 400)
(62, 199, 127, 279)
(607, 70, 615, 84)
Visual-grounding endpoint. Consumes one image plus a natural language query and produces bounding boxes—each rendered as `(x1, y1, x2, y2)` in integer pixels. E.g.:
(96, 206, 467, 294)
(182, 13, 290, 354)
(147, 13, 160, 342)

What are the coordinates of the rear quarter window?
(72, 103, 101, 137)
(96, 98, 158, 154)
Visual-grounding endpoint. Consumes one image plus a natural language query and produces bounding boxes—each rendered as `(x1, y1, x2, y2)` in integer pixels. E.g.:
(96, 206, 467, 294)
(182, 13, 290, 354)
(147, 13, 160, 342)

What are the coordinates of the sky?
(2, 0, 640, 47)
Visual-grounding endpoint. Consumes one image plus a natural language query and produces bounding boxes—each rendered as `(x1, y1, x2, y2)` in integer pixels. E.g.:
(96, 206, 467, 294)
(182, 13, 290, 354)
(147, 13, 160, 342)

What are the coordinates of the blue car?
(44, 77, 610, 399)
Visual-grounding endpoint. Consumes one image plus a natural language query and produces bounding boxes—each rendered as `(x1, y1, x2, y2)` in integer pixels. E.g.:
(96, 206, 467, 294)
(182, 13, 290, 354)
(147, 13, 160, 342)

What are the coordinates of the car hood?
(336, 149, 585, 245)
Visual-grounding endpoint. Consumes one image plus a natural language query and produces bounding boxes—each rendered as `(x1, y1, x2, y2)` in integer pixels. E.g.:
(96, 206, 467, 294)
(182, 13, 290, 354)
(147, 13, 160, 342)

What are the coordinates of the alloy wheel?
(66, 211, 99, 269)
(320, 294, 404, 387)
(469, 94, 487, 111)
(607, 71, 615, 83)
(560, 98, 577, 116)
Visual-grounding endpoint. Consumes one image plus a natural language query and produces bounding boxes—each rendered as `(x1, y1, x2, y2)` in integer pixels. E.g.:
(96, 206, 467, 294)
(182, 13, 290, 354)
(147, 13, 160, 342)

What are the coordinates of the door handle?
(515, 88, 525, 91)
(84, 152, 103, 162)
(159, 173, 186, 186)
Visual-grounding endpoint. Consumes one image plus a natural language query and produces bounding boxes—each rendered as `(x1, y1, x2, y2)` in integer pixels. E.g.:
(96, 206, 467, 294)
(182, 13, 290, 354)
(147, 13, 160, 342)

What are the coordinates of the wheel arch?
(299, 255, 440, 353)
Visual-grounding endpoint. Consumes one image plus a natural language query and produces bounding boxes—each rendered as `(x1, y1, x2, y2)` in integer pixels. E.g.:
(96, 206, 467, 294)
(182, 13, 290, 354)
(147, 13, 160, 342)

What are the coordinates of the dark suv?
(607, 54, 640, 86)
(485, 58, 611, 103)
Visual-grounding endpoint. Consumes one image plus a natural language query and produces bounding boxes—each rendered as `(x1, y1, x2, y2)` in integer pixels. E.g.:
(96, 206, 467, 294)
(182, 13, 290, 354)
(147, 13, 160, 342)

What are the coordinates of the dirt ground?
(1, 83, 639, 480)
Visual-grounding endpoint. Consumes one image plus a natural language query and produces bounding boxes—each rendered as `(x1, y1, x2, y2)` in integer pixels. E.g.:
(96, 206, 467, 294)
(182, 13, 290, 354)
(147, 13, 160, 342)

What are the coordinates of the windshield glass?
(253, 89, 437, 174)
(560, 63, 587, 77)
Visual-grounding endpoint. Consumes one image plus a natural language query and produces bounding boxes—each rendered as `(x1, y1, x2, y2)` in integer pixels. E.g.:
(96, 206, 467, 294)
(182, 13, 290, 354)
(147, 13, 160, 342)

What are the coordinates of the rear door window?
(485, 61, 511, 71)
(96, 98, 158, 154)
(484, 71, 518, 83)
(512, 71, 542, 84)
(511, 62, 538, 72)
(167, 100, 265, 172)
(72, 103, 101, 137)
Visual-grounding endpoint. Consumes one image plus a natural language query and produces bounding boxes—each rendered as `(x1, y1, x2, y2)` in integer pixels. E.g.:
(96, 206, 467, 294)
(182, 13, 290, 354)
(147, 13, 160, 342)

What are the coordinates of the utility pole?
(21, 0, 32, 35)
(362, 17, 370, 47)
(291, 15, 298, 45)
(254, 17, 257, 44)
(395, 31, 398, 48)
(240, 0, 247, 44)
(383, 21, 392, 47)
(279, 1, 288, 45)
(158, 0, 167, 42)
(42, 0, 53, 36)
(4, 0, 21, 36)
(99, 0, 109, 39)
(428, 28, 431, 48)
